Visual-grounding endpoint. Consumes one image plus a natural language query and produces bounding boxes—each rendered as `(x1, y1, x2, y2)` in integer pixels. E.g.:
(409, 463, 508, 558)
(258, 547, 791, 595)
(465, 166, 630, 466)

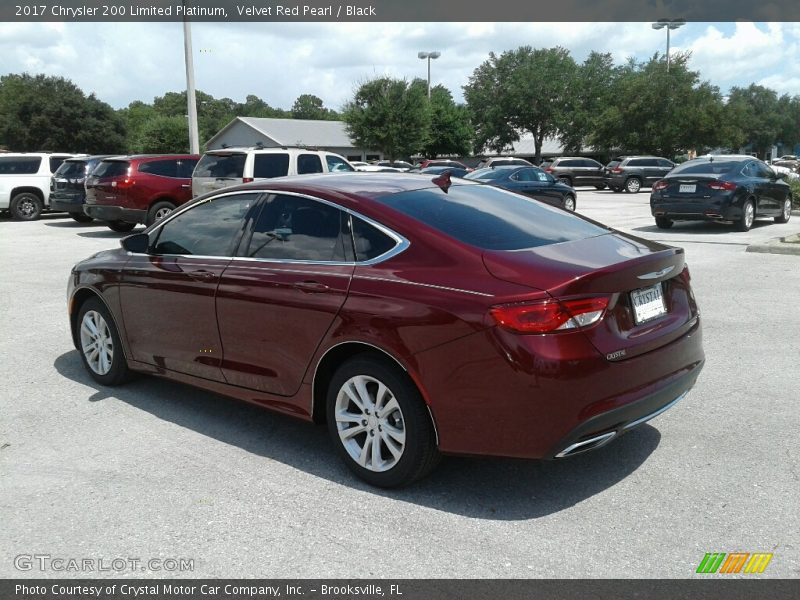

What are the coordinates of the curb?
(746, 232, 800, 255)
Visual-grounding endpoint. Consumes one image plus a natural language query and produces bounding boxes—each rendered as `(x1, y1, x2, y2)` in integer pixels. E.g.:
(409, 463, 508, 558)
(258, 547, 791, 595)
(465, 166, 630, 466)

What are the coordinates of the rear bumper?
(651, 195, 741, 221)
(84, 204, 146, 224)
(546, 363, 701, 458)
(50, 197, 85, 213)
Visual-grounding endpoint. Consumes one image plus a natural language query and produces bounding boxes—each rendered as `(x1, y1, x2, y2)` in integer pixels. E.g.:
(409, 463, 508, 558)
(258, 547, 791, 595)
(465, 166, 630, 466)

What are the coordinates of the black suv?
(604, 156, 675, 193)
(49, 155, 113, 222)
(544, 157, 606, 189)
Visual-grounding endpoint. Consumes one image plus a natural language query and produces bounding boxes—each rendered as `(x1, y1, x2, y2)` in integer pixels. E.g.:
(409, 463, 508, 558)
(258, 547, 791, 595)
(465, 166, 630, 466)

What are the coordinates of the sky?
(1, 21, 798, 111)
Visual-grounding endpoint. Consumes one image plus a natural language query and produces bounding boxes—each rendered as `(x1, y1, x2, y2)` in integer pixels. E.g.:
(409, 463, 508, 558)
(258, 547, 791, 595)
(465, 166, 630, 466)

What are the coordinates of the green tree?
(464, 46, 578, 163)
(291, 94, 338, 120)
(240, 94, 289, 119)
(342, 77, 431, 161)
(590, 53, 728, 158)
(418, 83, 473, 158)
(0, 73, 126, 153)
(725, 85, 786, 157)
(129, 115, 189, 154)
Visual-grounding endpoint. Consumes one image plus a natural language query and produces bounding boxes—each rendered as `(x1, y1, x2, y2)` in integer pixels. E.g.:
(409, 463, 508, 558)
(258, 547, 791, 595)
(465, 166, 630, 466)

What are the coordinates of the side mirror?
(120, 233, 149, 254)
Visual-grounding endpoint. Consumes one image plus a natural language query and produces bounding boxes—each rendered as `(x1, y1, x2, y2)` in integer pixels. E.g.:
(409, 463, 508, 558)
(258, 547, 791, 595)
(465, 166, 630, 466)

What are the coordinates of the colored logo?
(696, 552, 773, 574)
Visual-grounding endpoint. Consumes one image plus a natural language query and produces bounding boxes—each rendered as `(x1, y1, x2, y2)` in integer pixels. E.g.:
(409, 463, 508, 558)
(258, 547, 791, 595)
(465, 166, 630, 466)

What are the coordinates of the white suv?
(0, 153, 78, 220)
(192, 146, 354, 197)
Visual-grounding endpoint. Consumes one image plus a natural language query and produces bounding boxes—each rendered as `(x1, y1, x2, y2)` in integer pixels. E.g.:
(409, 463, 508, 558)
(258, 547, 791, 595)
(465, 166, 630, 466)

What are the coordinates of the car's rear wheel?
(147, 200, 176, 226)
(327, 356, 440, 488)
(107, 221, 135, 233)
(594, 184, 606, 190)
(775, 198, 792, 223)
(70, 213, 93, 223)
(737, 199, 755, 232)
(610, 186, 622, 193)
(10, 192, 43, 221)
(557, 176, 572, 187)
(563, 194, 576, 211)
(625, 177, 642, 194)
(655, 217, 673, 229)
(77, 298, 132, 386)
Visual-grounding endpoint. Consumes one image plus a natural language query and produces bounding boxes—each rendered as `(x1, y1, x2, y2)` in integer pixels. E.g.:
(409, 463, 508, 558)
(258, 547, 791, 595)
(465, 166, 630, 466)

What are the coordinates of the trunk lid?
(483, 232, 699, 361)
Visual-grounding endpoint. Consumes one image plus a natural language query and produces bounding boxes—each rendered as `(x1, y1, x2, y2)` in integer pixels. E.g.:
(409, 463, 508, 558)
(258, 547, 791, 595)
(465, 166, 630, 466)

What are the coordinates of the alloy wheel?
(564, 196, 576, 211)
(744, 202, 754, 229)
(334, 375, 406, 473)
(626, 178, 641, 193)
(154, 207, 173, 221)
(79, 310, 114, 375)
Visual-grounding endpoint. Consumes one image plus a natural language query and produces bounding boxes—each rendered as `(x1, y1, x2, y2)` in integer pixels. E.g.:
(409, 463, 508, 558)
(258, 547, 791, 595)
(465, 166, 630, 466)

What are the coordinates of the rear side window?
(253, 154, 290, 178)
(194, 153, 246, 178)
(49, 157, 68, 172)
(297, 154, 323, 175)
(657, 159, 674, 168)
(626, 159, 645, 167)
(378, 184, 608, 251)
(326, 154, 354, 172)
(559, 159, 580, 167)
(352, 217, 398, 261)
(0, 157, 42, 174)
(152, 193, 259, 256)
(671, 160, 742, 176)
(581, 159, 602, 168)
(245, 194, 348, 262)
(93, 161, 130, 178)
(138, 160, 178, 177)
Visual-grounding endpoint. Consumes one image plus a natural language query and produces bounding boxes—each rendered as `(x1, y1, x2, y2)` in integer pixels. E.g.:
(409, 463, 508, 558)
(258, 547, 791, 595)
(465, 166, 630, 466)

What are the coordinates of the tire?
(76, 297, 132, 386)
(736, 199, 755, 232)
(774, 198, 792, 223)
(326, 356, 440, 488)
(557, 176, 572, 187)
(10, 192, 43, 221)
(107, 221, 135, 233)
(625, 177, 642, 194)
(563, 194, 576, 211)
(146, 200, 176, 226)
(594, 184, 606, 190)
(655, 217, 673, 229)
(70, 213, 93, 223)
(610, 186, 622, 193)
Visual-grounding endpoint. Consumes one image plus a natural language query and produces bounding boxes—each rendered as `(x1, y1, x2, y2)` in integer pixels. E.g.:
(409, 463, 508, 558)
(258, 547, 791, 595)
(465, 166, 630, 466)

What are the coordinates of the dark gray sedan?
(464, 166, 577, 211)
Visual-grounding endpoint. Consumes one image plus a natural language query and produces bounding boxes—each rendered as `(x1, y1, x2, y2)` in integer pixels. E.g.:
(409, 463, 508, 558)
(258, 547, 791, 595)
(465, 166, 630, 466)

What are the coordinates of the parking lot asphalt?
(1, 189, 799, 579)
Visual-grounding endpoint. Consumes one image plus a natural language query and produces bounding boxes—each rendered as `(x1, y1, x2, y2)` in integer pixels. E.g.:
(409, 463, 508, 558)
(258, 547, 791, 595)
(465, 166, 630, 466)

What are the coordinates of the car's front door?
(215, 193, 355, 395)
(119, 192, 261, 381)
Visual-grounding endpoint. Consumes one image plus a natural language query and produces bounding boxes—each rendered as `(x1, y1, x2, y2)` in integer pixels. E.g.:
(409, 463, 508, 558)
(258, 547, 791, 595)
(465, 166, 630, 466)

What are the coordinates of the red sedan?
(67, 173, 704, 487)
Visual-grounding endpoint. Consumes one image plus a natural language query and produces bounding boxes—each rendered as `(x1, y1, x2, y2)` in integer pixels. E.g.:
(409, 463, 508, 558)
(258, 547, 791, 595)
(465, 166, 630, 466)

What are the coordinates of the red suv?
(84, 155, 199, 232)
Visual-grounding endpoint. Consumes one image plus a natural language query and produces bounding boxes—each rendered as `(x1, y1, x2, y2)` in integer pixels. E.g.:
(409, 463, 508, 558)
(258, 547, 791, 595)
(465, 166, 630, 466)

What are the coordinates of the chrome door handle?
(294, 281, 330, 293)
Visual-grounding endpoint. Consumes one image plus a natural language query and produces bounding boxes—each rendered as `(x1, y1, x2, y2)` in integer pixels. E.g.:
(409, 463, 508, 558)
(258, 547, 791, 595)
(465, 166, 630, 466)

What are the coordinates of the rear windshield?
(0, 156, 41, 174)
(606, 161, 621, 169)
(671, 160, 741, 176)
(378, 184, 607, 250)
(54, 160, 88, 178)
(92, 161, 130, 178)
(195, 153, 246, 178)
(464, 168, 508, 180)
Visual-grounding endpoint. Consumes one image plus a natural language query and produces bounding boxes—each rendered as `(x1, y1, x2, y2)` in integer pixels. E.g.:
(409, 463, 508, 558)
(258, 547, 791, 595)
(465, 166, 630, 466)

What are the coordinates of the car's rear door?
(119, 192, 262, 381)
(215, 193, 355, 395)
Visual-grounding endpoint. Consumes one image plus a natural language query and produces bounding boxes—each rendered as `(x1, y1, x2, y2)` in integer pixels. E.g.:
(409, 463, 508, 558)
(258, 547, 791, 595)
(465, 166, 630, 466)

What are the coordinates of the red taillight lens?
(489, 297, 610, 334)
(611, 167, 624, 174)
(544, 167, 554, 173)
(653, 180, 669, 191)
(242, 177, 254, 183)
(114, 178, 135, 189)
(708, 181, 736, 191)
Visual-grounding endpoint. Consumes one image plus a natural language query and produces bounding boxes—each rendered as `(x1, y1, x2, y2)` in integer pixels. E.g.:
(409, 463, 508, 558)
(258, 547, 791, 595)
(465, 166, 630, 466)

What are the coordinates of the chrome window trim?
(353, 274, 494, 298)
(140, 188, 409, 266)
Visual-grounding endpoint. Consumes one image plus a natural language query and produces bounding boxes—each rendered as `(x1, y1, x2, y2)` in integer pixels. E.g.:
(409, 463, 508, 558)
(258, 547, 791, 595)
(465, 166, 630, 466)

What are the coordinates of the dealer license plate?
(679, 184, 696, 193)
(630, 283, 667, 324)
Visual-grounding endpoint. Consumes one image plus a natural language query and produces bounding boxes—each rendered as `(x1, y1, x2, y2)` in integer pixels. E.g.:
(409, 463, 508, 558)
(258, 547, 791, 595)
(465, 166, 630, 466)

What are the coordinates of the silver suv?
(192, 146, 354, 197)
(0, 152, 78, 220)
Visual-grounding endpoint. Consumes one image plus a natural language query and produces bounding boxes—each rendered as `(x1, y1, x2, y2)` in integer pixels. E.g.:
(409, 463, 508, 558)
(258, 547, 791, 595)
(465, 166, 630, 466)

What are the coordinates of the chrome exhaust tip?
(555, 431, 617, 458)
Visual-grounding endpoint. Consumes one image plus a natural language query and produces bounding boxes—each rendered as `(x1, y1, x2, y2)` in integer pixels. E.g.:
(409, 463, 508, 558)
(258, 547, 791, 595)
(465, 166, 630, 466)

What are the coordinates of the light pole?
(417, 51, 441, 99)
(182, 5, 200, 154)
(651, 19, 685, 72)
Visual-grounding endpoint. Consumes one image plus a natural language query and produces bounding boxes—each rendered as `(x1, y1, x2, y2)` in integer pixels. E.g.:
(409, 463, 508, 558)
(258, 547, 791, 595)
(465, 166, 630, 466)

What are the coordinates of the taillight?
(708, 181, 736, 191)
(653, 180, 669, 191)
(113, 178, 135, 189)
(611, 167, 623, 174)
(489, 297, 610, 334)
(544, 167, 554, 173)
(242, 177, 254, 183)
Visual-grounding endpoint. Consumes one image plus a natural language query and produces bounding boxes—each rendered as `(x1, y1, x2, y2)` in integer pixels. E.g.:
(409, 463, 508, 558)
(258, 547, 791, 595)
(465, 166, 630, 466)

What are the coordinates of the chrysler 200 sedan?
(68, 173, 704, 487)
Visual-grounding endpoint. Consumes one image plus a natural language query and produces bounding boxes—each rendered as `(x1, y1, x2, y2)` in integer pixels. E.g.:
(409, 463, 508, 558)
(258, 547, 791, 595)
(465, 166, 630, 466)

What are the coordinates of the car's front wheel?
(655, 217, 673, 229)
(775, 198, 792, 223)
(563, 194, 576, 211)
(327, 356, 440, 488)
(76, 298, 132, 386)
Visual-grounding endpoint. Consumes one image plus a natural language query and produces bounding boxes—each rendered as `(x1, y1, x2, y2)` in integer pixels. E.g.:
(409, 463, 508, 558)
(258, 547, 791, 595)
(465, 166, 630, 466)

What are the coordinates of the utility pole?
(183, 14, 200, 154)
